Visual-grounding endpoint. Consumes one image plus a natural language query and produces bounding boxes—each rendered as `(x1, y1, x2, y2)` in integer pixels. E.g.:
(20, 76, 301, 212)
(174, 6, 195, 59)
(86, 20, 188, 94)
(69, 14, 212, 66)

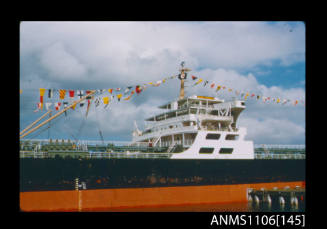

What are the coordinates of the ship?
(19, 63, 305, 211)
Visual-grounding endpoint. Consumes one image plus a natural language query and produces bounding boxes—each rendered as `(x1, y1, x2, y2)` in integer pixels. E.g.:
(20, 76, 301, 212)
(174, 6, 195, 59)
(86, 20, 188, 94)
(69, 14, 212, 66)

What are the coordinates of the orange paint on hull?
(20, 181, 305, 212)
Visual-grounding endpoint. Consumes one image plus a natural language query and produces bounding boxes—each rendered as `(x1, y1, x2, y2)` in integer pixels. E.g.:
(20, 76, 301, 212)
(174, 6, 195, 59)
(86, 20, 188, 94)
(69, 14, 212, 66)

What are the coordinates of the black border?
(12, 18, 316, 228)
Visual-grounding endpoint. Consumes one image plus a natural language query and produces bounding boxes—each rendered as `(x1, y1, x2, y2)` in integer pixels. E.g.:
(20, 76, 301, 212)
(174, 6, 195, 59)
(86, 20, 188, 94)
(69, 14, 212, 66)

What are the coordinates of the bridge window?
(219, 148, 233, 154)
(199, 147, 214, 154)
(225, 134, 239, 140)
(206, 134, 221, 140)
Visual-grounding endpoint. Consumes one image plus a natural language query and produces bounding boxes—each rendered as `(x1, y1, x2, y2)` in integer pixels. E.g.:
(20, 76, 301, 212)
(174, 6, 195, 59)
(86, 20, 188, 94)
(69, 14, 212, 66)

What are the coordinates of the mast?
(20, 110, 52, 136)
(178, 61, 191, 100)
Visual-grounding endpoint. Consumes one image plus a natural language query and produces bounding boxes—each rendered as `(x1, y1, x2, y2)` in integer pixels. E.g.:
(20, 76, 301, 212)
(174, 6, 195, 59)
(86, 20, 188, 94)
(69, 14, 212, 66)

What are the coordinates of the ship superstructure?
(132, 63, 253, 159)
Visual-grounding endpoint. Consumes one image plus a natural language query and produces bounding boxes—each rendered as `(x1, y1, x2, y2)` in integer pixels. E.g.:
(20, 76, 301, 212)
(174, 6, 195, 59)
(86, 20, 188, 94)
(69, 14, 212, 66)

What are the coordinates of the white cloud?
(39, 42, 87, 79)
(19, 21, 305, 144)
(240, 117, 305, 144)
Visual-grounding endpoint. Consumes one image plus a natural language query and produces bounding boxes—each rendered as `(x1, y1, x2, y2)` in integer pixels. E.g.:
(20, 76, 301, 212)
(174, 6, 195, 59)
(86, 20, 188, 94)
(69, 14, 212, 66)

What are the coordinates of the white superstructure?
(131, 64, 254, 159)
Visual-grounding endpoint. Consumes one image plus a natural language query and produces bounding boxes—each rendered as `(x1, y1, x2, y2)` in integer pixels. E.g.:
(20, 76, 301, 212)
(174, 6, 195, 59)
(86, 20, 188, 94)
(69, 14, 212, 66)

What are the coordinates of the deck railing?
(20, 151, 305, 160)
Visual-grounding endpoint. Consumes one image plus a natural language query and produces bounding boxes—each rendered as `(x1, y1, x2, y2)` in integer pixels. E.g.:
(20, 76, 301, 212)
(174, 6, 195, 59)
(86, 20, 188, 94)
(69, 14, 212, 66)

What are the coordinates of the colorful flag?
(257, 95, 260, 100)
(86, 99, 91, 117)
(77, 90, 84, 99)
(59, 90, 66, 100)
(204, 80, 209, 87)
(39, 88, 46, 110)
(210, 83, 215, 88)
(136, 85, 142, 94)
(192, 75, 198, 80)
(194, 78, 203, 86)
(216, 85, 221, 92)
(277, 98, 280, 103)
(63, 102, 68, 116)
(69, 90, 75, 98)
(124, 87, 132, 94)
(45, 102, 52, 110)
(103, 96, 109, 108)
(108, 89, 113, 94)
(294, 100, 298, 106)
(154, 80, 162, 86)
(124, 94, 133, 101)
(251, 93, 255, 97)
(39, 96, 44, 110)
(97, 89, 105, 94)
(262, 96, 267, 102)
(55, 102, 61, 111)
(71, 103, 77, 110)
(95, 98, 100, 107)
(228, 88, 232, 92)
(48, 89, 53, 98)
(34, 102, 42, 112)
(40, 88, 46, 97)
(117, 94, 123, 101)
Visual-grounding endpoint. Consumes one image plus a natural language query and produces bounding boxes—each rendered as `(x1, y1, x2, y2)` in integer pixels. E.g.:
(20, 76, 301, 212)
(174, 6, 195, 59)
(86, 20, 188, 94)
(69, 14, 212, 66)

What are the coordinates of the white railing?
(255, 153, 305, 159)
(254, 144, 305, 149)
(21, 139, 305, 151)
(133, 126, 198, 142)
(20, 151, 305, 160)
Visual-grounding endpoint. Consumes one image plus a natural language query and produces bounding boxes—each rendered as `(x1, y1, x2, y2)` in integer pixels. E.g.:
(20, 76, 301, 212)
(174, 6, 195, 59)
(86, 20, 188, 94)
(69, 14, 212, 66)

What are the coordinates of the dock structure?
(248, 186, 305, 211)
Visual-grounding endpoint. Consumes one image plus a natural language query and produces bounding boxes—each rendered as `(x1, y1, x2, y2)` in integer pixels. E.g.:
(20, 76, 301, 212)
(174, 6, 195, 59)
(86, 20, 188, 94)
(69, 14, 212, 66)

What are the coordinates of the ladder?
(167, 142, 177, 153)
(152, 135, 161, 147)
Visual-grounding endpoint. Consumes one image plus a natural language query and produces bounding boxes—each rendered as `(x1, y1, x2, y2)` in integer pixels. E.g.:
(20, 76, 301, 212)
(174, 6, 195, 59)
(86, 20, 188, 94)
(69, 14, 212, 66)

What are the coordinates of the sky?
(19, 21, 305, 145)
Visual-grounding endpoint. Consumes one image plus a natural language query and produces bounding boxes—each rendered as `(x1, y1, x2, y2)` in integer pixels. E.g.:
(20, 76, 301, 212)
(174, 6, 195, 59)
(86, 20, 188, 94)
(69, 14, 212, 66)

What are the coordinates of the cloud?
(39, 42, 87, 79)
(240, 117, 305, 144)
(19, 21, 305, 144)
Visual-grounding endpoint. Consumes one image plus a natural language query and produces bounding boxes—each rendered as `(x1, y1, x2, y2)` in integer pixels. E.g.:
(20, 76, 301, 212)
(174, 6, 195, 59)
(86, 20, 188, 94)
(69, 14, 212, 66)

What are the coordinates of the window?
(225, 134, 239, 140)
(219, 148, 233, 154)
(206, 134, 221, 140)
(190, 108, 197, 114)
(199, 147, 214, 154)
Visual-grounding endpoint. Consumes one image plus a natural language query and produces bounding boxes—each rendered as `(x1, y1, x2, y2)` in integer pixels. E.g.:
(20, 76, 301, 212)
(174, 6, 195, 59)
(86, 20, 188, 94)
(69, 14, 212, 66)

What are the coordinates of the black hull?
(20, 158, 305, 192)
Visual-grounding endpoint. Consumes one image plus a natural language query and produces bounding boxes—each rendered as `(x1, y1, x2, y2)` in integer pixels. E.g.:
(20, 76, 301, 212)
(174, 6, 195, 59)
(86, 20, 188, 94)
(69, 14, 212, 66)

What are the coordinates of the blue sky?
(20, 21, 305, 144)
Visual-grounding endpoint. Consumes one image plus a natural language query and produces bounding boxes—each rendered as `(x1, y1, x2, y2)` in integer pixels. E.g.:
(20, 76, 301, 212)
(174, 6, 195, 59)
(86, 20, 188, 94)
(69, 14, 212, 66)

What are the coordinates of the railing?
(20, 151, 173, 159)
(133, 126, 198, 142)
(254, 153, 305, 160)
(254, 144, 305, 149)
(20, 151, 305, 160)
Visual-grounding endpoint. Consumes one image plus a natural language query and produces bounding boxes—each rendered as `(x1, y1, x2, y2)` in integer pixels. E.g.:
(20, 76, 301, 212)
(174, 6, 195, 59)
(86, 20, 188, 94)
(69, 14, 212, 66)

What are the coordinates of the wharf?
(248, 187, 305, 211)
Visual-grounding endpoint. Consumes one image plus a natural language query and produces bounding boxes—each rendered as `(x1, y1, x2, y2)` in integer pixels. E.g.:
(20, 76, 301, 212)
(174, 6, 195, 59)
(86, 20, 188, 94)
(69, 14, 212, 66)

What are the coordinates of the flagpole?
(20, 110, 52, 136)
(20, 90, 96, 139)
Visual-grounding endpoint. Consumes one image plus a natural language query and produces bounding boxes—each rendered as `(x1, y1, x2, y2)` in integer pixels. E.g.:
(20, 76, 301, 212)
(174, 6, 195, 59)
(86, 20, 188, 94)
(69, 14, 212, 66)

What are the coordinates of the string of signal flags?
(20, 73, 305, 114)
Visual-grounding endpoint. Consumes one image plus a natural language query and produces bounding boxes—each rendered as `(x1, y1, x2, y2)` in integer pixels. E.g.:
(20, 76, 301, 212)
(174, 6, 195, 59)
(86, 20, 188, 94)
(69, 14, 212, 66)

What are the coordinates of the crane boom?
(20, 90, 96, 139)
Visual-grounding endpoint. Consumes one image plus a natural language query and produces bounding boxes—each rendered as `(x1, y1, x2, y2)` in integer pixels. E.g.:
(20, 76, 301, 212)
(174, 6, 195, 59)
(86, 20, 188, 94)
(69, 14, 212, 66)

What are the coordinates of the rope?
(94, 102, 104, 144)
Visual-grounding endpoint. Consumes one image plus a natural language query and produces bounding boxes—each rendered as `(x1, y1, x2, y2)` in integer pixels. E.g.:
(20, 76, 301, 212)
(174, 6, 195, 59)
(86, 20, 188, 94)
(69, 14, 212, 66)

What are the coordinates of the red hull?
(20, 181, 305, 212)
